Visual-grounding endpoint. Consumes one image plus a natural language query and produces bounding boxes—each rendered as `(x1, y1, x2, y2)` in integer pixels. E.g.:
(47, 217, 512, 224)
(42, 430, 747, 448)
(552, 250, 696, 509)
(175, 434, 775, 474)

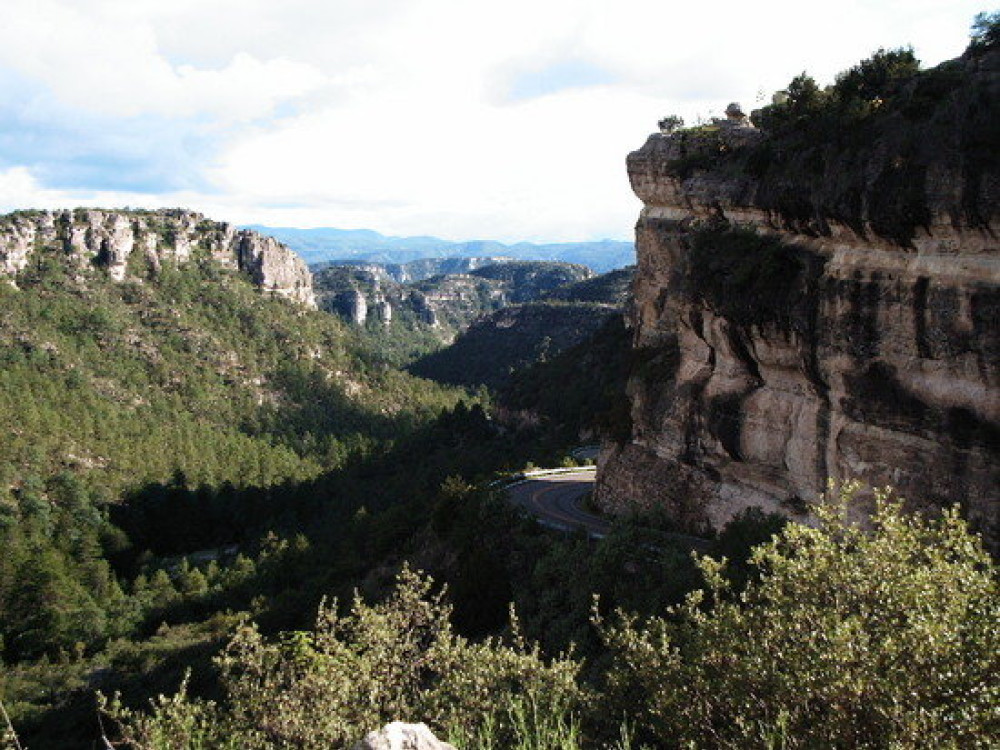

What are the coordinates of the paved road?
(507, 466, 711, 550)
(507, 468, 611, 538)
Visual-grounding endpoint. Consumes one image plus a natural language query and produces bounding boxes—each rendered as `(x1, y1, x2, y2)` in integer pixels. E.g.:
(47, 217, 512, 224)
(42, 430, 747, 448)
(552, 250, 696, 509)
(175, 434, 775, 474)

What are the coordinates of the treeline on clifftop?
(667, 13, 999, 246)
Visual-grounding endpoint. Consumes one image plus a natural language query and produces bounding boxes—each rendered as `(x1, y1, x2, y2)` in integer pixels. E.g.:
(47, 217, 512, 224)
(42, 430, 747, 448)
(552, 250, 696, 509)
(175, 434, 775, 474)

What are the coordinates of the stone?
(344, 289, 368, 324)
(0, 209, 316, 308)
(351, 722, 456, 750)
(724, 102, 749, 127)
(598, 50, 1000, 546)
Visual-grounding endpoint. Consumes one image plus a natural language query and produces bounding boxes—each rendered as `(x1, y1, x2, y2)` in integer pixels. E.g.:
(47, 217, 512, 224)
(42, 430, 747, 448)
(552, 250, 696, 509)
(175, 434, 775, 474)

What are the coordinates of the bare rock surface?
(0, 208, 315, 307)
(351, 722, 457, 750)
(597, 51, 1000, 544)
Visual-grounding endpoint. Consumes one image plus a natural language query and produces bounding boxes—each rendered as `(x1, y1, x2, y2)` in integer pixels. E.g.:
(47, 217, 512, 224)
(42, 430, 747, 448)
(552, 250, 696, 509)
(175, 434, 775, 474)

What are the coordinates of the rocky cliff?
(597, 48, 999, 541)
(314, 261, 593, 332)
(0, 208, 315, 307)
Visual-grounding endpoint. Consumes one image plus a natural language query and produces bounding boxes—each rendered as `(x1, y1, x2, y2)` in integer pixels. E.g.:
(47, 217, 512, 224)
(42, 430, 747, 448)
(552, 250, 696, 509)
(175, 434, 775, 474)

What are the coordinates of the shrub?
(658, 115, 684, 134)
(102, 566, 583, 749)
(969, 11, 1000, 53)
(833, 47, 920, 106)
(597, 484, 1000, 749)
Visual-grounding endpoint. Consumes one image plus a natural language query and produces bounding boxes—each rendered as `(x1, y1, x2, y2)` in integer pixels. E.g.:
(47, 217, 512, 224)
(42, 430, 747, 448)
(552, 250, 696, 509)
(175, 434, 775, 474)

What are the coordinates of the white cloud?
(0, 0, 989, 242)
(0, 0, 326, 121)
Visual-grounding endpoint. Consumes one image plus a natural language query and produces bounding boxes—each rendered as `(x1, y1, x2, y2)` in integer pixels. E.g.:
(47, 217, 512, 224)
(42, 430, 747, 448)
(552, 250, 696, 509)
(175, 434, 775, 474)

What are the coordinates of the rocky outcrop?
(597, 51, 1000, 542)
(314, 261, 594, 340)
(351, 722, 456, 750)
(0, 209, 315, 307)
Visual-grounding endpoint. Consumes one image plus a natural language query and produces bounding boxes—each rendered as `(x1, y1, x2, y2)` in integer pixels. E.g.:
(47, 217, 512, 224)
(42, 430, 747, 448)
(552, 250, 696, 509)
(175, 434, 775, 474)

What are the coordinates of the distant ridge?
(245, 225, 635, 273)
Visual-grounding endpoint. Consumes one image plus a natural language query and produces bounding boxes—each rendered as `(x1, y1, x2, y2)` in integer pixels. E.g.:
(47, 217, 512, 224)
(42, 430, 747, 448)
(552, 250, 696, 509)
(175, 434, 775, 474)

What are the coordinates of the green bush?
(102, 567, 583, 749)
(688, 225, 814, 328)
(597, 483, 1000, 749)
(969, 11, 1000, 53)
(832, 47, 920, 106)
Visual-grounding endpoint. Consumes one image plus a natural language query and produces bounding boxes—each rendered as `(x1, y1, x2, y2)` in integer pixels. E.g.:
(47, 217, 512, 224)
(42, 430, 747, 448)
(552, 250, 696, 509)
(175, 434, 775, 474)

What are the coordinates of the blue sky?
(0, 0, 988, 242)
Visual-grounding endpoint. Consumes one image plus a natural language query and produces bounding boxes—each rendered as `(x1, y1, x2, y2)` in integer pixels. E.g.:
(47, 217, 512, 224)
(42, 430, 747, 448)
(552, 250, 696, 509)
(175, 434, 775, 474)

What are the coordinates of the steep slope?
(1, 209, 315, 306)
(0, 209, 461, 496)
(498, 315, 633, 443)
(408, 266, 631, 389)
(597, 47, 999, 541)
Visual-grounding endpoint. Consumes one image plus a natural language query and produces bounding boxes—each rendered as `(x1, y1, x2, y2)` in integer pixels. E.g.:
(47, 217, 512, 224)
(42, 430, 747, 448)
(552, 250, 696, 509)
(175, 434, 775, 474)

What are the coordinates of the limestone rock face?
(0, 208, 315, 307)
(349, 289, 369, 324)
(351, 722, 456, 750)
(598, 53, 1000, 542)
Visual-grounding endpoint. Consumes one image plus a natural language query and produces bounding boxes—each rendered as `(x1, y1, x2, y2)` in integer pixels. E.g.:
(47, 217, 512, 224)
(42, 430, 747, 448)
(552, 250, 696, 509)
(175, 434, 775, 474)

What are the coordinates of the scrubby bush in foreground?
(597, 484, 1000, 749)
(101, 566, 583, 749)
(102, 486, 998, 748)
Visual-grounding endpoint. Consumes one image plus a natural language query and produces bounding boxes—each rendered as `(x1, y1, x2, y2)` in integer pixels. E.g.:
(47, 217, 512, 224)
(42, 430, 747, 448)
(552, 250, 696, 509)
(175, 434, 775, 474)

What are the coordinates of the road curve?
(507, 468, 611, 538)
(506, 466, 712, 550)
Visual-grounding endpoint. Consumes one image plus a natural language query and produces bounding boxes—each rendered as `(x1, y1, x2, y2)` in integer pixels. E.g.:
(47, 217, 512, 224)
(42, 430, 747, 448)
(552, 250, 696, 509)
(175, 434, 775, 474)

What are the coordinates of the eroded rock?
(0, 208, 315, 307)
(598, 53, 1000, 544)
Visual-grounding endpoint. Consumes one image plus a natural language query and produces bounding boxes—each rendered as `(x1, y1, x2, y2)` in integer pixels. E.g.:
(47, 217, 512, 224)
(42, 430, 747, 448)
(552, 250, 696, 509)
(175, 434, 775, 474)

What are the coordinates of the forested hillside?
(0, 237, 475, 746)
(0, 259, 456, 493)
(407, 266, 632, 388)
(315, 260, 596, 367)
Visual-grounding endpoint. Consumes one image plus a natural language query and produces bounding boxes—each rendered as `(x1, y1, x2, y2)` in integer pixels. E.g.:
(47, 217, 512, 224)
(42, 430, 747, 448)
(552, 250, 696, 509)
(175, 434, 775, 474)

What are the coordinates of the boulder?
(351, 722, 456, 750)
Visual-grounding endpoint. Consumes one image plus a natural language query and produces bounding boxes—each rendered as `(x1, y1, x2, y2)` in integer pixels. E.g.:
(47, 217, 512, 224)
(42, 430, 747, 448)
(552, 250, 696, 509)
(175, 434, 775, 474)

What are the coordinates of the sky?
(0, 0, 988, 243)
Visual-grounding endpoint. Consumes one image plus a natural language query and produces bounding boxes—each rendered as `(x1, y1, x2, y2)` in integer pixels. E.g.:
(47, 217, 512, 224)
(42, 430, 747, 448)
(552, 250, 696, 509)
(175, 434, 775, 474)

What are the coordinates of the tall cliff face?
(597, 49, 999, 540)
(0, 208, 315, 307)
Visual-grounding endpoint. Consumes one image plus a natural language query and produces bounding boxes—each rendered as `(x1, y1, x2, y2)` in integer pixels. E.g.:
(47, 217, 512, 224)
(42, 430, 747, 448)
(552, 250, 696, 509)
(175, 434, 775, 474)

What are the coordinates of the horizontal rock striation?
(597, 50, 999, 542)
(0, 208, 315, 307)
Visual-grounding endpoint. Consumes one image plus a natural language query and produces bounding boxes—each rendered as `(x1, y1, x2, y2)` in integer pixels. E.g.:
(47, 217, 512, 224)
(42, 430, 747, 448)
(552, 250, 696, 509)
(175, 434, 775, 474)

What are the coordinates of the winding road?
(506, 465, 711, 550)
(506, 467, 611, 538)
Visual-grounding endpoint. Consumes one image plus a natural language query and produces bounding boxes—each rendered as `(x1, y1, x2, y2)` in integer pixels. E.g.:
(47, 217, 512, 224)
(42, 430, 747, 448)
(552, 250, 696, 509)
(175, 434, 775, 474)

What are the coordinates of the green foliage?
(597, 484, 1000, 749)
(410, 302, 619, 389)
(100, 675, 239, 750)
(753, 47, 920, 136)
(500, 315, 632, 443)
(658, 115, 684, 134)
(103, 567, 583, 749)
(451, 691, 583, 750)
(0, 241, 465, 660)
(688, 225, 815, 328)
(663, 128, 728, 179)
(968, 11, 1000, 52)
(785, 72, 822, 112)
(832, 47, 920, 106)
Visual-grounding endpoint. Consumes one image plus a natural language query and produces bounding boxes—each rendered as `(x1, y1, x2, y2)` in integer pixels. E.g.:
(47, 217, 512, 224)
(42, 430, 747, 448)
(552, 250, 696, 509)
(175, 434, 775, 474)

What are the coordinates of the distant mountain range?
(245, 225, 635, 273)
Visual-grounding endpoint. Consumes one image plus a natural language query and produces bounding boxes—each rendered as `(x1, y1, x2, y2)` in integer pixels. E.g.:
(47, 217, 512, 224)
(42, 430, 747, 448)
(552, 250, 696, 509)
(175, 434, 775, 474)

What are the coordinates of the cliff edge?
(597, 47, 999, 541)
(0, 208, 315, 307)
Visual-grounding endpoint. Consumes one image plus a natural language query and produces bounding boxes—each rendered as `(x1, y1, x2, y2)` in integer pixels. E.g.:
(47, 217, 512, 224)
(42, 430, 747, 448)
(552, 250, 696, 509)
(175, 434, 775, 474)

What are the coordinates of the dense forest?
(2, 17, 1000, 750)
